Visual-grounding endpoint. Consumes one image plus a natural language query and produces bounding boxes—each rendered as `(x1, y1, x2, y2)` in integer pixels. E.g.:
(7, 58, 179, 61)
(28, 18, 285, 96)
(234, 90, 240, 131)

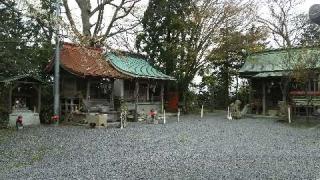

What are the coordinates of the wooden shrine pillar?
(262, 80, 266, 115)
(249, 79, 253, 103)
(134, 80, 139, 121)
(146, 83, 150, 101)
(110, 79, 115, 109)
(86, 79, 91, 100)
(161, 81, 164, 113)
(31, 84, 42, 113)
(37, 86, 42, 113)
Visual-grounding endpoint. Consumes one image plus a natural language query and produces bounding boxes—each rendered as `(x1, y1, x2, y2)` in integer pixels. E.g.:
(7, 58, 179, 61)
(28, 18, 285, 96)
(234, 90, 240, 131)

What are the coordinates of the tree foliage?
(0, 0, 55, 122)
(0, 1, 53, 78)
(137, 0, 255, 107)
(203, 25, 267, 108)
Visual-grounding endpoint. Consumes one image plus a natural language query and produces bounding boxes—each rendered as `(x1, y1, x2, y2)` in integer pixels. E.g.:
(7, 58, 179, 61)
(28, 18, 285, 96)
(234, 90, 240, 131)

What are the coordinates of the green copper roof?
(106, 53, 175, 80)
(239, 47, 320, 76)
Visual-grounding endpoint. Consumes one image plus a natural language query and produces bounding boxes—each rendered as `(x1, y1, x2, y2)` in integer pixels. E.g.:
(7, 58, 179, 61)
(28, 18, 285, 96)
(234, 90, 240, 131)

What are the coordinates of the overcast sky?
(301, 0, 320, 13)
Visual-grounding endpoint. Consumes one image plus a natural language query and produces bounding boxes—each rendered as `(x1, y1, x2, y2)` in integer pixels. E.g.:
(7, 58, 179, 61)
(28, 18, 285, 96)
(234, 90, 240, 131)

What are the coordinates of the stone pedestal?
(9, 109, 40, 127)
(86, 113, 107, 127)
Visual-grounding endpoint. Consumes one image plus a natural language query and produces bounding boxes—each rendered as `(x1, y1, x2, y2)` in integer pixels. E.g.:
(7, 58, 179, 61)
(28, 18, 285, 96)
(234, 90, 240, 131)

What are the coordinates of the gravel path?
(1, 113, 320, 179)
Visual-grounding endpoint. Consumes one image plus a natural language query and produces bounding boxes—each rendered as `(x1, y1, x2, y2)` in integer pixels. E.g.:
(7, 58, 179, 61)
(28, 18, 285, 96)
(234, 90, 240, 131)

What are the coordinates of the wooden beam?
(134, 80, 139, 121)
(262, 81, 266, 115)
(146, 83, 150, 101)
(249, 79, 253, 113)
(249, 79, 253, 102)
(110, 79, 115, 109)
(318, 74, 320, 91)
(86, 79, 91, 100)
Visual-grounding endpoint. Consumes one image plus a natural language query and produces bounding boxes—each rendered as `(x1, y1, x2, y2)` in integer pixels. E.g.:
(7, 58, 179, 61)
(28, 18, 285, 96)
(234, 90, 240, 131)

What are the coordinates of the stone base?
(268, 110, 278, 117)
(9, 111, 40, 127)
(157, 116, 166, 124)
(86, 114, 107, 128)
(107, 111, 119, 122)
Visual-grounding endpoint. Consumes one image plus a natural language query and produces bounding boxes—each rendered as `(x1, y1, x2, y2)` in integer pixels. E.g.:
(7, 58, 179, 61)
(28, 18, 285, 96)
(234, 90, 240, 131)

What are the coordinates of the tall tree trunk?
(75, 0, 91, 36)
(222, 64, 230, 108)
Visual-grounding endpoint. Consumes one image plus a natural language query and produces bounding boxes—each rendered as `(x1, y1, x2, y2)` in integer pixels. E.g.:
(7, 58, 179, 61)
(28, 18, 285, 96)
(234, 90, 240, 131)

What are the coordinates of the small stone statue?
(240, 104, 250, 117)
(149, 109, 157, 124)
(233, 100, 242, 119)
(278, 101, 287, 118)
(16, 115, 23, 130)
(229, 100, 249, 119)
(120, 99, 128, 128)
(229, 100, 241, 119)
(229, 103, 235, 119)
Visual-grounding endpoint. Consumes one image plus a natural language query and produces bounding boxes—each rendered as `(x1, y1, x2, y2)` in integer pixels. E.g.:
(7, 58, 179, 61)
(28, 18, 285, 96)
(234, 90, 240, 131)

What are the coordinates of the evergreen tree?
(137, 0, 254, 109)
(207, 26, 267, 108)
(0, 1, 54, 78)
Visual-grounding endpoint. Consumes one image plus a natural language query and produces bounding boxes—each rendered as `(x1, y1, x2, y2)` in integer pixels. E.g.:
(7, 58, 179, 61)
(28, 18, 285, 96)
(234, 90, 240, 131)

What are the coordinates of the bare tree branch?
(62, 0, 81, 38)
(62, 0, 142, 46)
(90, 0, 113, 16)
(93, 0, 105, 36)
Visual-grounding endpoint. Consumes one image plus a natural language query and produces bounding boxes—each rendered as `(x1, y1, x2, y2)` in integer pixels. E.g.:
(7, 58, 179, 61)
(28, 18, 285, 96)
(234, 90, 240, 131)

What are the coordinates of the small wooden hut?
(46, 43, 175, 121)
(46, 43, 128, 120)
(107, 52, 175, 119)
(239, 47, 320, 116)
(0, 74, 43, 126)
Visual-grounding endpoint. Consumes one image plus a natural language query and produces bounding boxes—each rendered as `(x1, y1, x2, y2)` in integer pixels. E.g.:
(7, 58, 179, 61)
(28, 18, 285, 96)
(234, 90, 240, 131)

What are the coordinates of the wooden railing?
(290, 91, 320, 106)
(291, 96, 320, 106)
(290, 91, 320, 96)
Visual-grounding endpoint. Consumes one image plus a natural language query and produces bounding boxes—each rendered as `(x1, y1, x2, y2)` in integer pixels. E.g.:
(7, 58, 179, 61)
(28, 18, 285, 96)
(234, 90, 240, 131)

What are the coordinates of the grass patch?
(0, 128, 14, 144)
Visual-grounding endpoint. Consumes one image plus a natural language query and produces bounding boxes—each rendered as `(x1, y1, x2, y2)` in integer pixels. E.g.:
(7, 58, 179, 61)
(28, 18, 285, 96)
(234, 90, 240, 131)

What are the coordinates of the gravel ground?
(1, 112, 320, 179)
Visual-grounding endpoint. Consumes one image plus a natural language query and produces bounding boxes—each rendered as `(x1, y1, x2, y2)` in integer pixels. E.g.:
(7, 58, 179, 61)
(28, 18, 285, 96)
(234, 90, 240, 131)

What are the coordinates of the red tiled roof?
(46, 43, 129, 79)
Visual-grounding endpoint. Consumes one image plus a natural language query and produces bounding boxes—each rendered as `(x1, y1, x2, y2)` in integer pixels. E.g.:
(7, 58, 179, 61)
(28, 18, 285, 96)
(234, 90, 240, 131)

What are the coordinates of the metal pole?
(54, 0, 61, 121)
